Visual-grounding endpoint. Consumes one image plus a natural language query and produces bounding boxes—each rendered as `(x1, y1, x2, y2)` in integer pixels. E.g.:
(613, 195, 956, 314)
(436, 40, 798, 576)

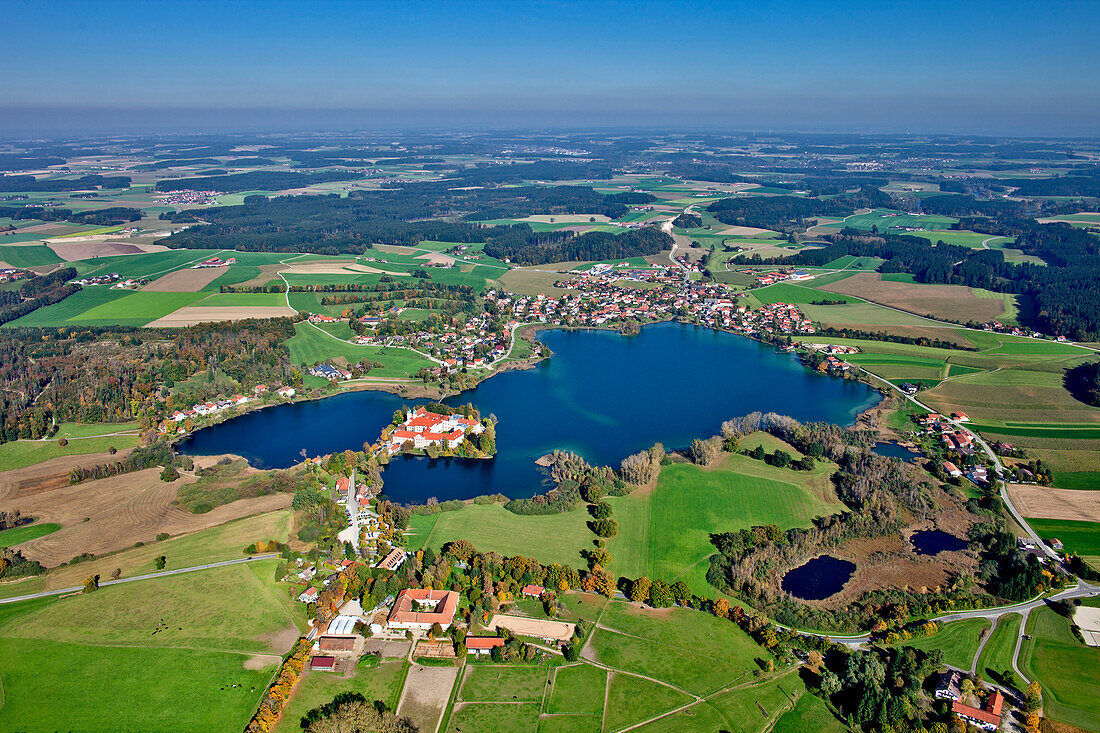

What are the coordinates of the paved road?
(805, 580, 1100, 647)
(0, 553, 280, 605)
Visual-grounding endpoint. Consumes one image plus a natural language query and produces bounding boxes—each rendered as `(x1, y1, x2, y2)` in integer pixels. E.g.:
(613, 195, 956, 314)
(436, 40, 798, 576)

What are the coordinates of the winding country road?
(0, 554, 279, 605)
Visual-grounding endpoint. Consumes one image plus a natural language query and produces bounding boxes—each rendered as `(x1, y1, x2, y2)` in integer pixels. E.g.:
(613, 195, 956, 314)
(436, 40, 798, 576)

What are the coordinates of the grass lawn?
(1018, 606, 1100, 731)
(285, 322, 434, 377)
(603, 672, 693, 730)
(0, 522, 61, 547)
(975, 613, 1022, 680)
(0, 244, 64, 267)
(548, 663, 606, 714)
(0, 510, 294, 599)
(412, 503, 592, 568)
(607, 444, 842, 594)
(1027, 519, 1100, 555)
(446, 702, 541, 733)
(896, 618, 990, 670)
(536, 714, 602, 733)
(588, 603, 760, 696)
(771, 689, 847, 733)
(274, 660, 407, 733)
(194, 291, 289, 307)
(7, 560, 300, 653)
(0, 432, 140, 472)
(752, 282, 860, 305)
(0, 558, 306, 733)
(0, 637, 276, 733)
(459, 664, 549, 702)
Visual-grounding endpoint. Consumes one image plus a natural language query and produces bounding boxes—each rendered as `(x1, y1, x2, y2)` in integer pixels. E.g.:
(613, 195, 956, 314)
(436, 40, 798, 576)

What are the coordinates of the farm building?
(521, 584, 544, 598)
(309, 656, 336, 672)
(376, 548, 409, 571)
(466, 637, 505, 656)
(952, 691, 1003, 731)
(386, 588, 459, 631)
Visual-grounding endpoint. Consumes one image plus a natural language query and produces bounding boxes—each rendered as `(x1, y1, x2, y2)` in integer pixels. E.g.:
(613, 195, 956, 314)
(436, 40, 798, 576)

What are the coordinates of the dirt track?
(1007, 483, 1100, 521)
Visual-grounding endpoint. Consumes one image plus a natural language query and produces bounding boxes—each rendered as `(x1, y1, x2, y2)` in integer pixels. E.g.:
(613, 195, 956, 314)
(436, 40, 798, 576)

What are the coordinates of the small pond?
(872, 441, 921, 461)
(910, 529, 968, 556)
(780, 555, 856, 601)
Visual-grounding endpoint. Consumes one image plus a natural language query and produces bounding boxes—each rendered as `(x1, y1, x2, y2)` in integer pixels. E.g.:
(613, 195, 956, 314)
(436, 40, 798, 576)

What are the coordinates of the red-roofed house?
(387, 589, 459, 631)
(466, 637, 505, 655)
(521, 584, 544, 598)
(951, 691, 1003, 731)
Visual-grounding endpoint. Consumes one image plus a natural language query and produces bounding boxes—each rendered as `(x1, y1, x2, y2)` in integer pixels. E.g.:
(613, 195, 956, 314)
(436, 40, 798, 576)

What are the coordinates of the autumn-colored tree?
(629, 576, 651, 603)
(83, 574, 99, 593)
(1025, 680, 1043, 712)
(806, 650, 823, 668)
(714, 598, 731, 619)
(590, 569, 615, 597)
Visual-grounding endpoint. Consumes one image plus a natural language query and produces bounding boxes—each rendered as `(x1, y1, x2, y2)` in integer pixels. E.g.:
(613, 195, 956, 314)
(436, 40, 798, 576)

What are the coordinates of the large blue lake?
(178, 322, 879, 502)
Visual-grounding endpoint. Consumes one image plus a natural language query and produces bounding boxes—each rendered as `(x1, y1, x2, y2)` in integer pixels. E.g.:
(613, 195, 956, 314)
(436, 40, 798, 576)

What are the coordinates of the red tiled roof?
(466, 636, 505, 649)
(952, 700, 1001, 727)
(310, 656, 336, 670)
(522, 584, 545, 596)
(388, 589, 459, 626)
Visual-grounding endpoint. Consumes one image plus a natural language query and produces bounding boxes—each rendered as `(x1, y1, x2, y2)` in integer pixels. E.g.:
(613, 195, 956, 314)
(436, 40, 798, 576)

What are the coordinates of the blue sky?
(1, 0, 1098, 134)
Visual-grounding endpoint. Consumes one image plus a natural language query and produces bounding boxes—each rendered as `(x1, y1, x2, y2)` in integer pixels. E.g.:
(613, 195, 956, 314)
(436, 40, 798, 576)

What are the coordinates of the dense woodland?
(0, 268, 80, 327)
(0, 174, 131, 192)
(159, 184, 662, 261)
(0, 320, 296, 443)
(483, 225, 672, 265)
(0, 205, 142, 225)
(737, 223, 1100, 339)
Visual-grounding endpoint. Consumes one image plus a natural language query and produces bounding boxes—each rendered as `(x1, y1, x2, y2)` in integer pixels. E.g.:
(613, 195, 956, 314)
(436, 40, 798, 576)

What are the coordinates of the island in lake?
(379, 404, 496, 460)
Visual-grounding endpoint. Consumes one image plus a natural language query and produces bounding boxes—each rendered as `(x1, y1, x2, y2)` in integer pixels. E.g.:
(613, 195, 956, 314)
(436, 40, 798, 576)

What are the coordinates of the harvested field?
(499, 267, 580, 297)
(819, 273, 1007, 322)
(415, 251, 456, 266)
(486, 614, 575, 642)
(0, 450, 134, 499)
(718, 225, 774, 236)
(522, 214, 610, 223)
(282, 262, 400, 276)
(48, 240, 169, 261)
(396, 663, 458, 733)
(1007, 484, 1100, 522)
(1, 467, 291, 566)
(142, 266, 225, 292)
(145, 305, 296, 327)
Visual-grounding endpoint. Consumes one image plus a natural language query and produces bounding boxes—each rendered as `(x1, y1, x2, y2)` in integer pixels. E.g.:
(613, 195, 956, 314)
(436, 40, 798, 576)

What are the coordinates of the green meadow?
(1018, 603, 1100, 731)
(607, 435, 842, 595)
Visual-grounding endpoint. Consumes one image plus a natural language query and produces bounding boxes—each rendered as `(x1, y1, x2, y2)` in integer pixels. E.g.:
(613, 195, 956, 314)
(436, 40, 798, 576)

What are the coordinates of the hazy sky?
(2, 0, 1098, 135)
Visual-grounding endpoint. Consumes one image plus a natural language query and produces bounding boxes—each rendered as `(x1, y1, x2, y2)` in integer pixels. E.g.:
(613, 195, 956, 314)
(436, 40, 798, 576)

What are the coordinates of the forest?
(737, 223, 1100, 339)
(0, 205, 142, 225)
(159, 183, 656, 257)
(0, 174, 131, 192)
(0, 319, 296, 443)
(0, 268, 80, 327)
(483, 225, 672, 265)
(707, 194, 855, 233)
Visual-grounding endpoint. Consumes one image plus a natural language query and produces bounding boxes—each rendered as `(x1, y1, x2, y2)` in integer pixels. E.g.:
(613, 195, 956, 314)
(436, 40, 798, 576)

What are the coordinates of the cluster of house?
(500, 270, 815, 337)
(934, 671, 1005, 731)
(158, 190, 218, 206)
(733, 268, 812, 286)
(917, 412, 975, 455)
(191, 256, 236, 269)
(0, 268, 29, 282)
(69, 273, 122, 287)
(354, 310, 515, 370)
(386, 406, 485, 453)
(163, 384, 295, 430)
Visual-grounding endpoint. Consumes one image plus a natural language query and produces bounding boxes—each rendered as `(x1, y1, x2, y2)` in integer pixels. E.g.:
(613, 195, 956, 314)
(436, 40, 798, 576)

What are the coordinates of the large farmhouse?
(386, 588, 459, 631)
(387, 406, 484, 453)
